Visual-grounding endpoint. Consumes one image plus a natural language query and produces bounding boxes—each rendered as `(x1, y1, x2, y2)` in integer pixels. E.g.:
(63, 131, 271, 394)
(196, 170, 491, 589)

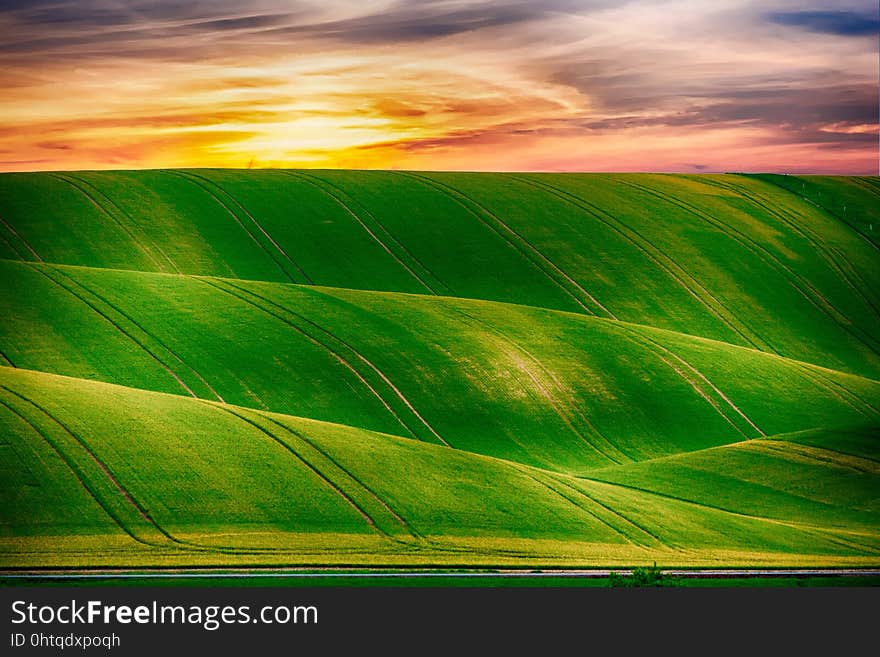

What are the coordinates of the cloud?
(1, 1, 302, 29)
(265, 0, 595, 44)
(577, 78, 877, 132)
(766, 10, 880, 36)
(0, 1, 875, 173)
(0, 1, 311, 63)
(0, 0, 619, 63)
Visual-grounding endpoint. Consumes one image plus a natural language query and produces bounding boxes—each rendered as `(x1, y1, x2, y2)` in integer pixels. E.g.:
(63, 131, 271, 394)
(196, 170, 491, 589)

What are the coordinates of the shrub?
(608, 563, 665, 587)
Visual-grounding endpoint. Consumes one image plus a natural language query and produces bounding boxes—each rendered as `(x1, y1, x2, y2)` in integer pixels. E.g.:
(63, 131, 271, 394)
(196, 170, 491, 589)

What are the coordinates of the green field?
(0, 170, 878, 569)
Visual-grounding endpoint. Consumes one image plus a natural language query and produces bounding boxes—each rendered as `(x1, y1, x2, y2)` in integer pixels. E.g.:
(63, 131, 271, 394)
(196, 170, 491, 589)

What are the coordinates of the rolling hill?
(0, 170, 878, 568)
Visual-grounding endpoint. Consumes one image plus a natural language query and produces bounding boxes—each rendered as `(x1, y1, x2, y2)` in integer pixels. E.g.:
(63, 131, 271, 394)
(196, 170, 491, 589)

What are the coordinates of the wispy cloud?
(766, 9, 880, 36)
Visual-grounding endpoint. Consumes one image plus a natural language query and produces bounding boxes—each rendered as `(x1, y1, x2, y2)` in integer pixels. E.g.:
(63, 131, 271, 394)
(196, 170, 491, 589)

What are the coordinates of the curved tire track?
(280, 170, 441, 295)
(614, 324, 764, 439)
(0, 388, 179, 549)
(65, 173, 180, 274)
(510, 174, 767, 350)
(164, 171, 291, 283)
(195, 277, 430, 443)
(29, 264, 199, 399)
(211, 404, 386, 536)
(579, 474, 880, 555)
(397, 171, 615, 318)
(521, 468, 652, 547)
(615, 177, 880, 361)
(450, 305, 630, 464)
(697, 176, 880, 320)
(181, 171, 312, 284)
(0, 215, 43, 262)
(46, 173, 166, 272)
(259, 412, 419, 539)
(288, 170, 452, 295)
(749, 175, 880, 253)
(222, 278, 450, 446)
(0, 394, 159, 548)
(52, 267, 225, 402)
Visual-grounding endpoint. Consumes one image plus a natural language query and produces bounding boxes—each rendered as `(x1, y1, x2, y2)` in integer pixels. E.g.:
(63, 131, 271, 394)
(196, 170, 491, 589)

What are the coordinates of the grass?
(0, 367, 876, 567)
(1, 171, 878, 377)
(2, 262, 877, 473)
(0, 170, 878, 572)
(3, 573, 878, 588)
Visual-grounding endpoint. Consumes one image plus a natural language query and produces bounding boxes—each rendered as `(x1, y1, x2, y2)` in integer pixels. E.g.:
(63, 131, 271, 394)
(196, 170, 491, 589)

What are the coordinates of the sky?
(0, 0, 877, 173)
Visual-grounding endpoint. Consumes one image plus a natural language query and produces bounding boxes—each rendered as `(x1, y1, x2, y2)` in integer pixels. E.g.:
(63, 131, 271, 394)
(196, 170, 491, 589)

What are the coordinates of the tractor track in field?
(553, 475, 667, 546)
(396, 171, 613, 318)
(195, 277, 429, 444)
(786, 361, 879, 419)
(6, 380, 612, 561)
(855, 177, 880, 196)
(286, 170, 454, 295)
(50, 267, 225, 403)
(210, 404, 386, 535)
(826, 244, 875, 307)
(798, 527, 880, 556)
(743, 440, 879, 476)
(700, 177, 877, 303)
(28, 264, 199, 399)
(697, 176, 880, 319)
(0, 388, 176, 549)
(65, 173, 181, 275)
(3, 387, 379, 558)
(260, 413, 418, 539)
(849, 178, 880, 209)
(724, 180, 880, 321)
(751, 175, 880, 253)
(550, 474, 674, 549)
(180, 171, 312, 285)
(0, 350, 14, 367)
(0, 214, 43, 262)
(280, 170, 442, 295)
(519, 469, 647, 547)
(614, 324, 764, 439)
(449, 305, 629, 465)
(783, 516, 880, 556)
(220, 278, 450, 447)
(762, 178, 880, 251)
(0, 395, 157, 548)
(0, 389, 276, 555)
(576, 475, 880, 555)
(620, 330, 752, 439)
(46, 173, 167, 273)
(0, 231, 20, 259)
(615, 177, 880, 361)
(514, 176, 852, 436)
(165, 170, 296, 285)
(293, 171, 456, 296)
(779, 439, 880, 468)
(509, 174, 767, 351)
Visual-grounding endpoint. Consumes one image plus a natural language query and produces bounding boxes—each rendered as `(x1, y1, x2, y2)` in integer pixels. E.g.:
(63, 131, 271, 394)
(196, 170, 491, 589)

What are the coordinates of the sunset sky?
(1, 0, 877, 173)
